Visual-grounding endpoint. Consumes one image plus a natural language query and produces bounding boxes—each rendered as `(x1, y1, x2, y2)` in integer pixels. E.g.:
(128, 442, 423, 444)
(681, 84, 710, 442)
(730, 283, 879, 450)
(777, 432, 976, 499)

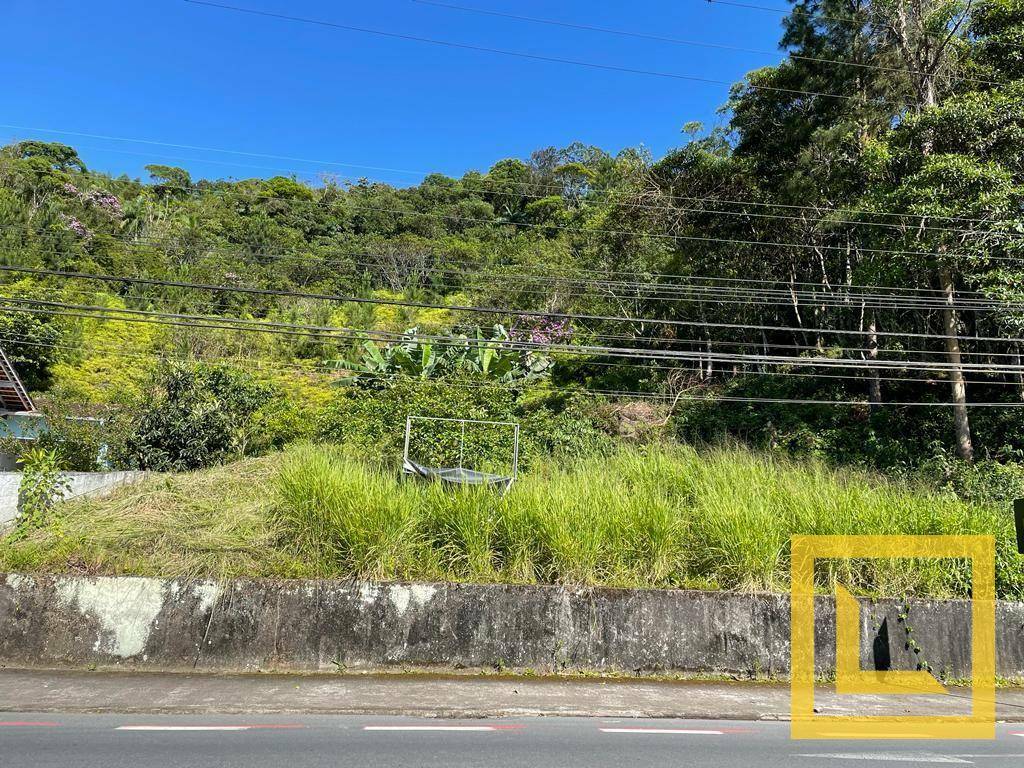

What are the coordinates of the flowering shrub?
(59, 214, 89, 238)
(59, 183, 123, 217)
(511, 316, 574, 345)
(83, 190, 123, 217)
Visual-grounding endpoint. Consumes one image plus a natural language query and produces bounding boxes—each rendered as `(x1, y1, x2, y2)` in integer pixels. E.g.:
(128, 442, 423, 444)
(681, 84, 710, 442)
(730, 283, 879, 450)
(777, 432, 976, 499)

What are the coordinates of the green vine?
(897, 599, 932, 673)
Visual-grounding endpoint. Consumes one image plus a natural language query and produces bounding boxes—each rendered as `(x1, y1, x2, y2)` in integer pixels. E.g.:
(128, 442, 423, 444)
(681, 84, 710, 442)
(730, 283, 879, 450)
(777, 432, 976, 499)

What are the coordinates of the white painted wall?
(0, 471, 148, 525)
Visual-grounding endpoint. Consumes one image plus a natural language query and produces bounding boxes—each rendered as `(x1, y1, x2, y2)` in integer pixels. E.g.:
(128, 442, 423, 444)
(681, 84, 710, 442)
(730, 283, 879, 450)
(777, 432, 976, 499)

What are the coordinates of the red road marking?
(0, 722, 59, 727)
(117, 724, 306, 731)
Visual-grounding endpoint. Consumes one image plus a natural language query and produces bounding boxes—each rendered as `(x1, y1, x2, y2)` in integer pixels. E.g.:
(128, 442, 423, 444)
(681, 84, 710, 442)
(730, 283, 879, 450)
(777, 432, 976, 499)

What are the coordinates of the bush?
(113, 363, 282, 471)
(316, 378, 611, 470)
(14, 447, 69, 540)
(672, 372, 1024, 477)
(32, 400, 109, 471)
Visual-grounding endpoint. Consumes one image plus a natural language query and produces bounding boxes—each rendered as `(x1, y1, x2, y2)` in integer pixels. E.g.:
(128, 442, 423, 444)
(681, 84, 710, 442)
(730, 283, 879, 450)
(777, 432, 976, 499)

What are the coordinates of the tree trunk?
(866, 309, 882, 405)
(1017, 346, 1024, 402)
(940, 267, 973, 461)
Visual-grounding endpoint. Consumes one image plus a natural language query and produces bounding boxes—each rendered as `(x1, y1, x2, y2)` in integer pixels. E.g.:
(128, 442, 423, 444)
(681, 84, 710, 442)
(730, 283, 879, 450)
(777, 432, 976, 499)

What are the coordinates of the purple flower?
(60, 214, 89, 238)
(61, 182, 80, 196)
(511, 316, 574, 345)
(83, 190, 123, 217)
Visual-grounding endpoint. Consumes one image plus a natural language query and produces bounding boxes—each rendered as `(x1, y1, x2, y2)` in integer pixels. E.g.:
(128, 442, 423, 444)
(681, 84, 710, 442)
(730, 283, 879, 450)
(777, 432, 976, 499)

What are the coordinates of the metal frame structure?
(402, 415, 520, 491)
(0, 346, 35, 414)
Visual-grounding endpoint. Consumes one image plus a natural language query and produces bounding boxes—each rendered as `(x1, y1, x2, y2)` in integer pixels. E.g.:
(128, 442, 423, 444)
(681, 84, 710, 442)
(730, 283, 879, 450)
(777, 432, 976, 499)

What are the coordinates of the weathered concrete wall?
(0, 471, 148, 525)
(0, 574, 1020, 678)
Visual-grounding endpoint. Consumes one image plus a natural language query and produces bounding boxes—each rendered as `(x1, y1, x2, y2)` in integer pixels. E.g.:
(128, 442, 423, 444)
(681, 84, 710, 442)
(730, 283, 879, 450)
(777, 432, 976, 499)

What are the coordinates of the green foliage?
(31, 401, 108, 472)
(114, 363, 282, 471)
(316, 378, 610, 471)
(5, 444, 1020, 600)
(14, 447, 69, 540)
(274, 445, 418, 577)
(0, 305, 62, 392)
(337, 325, 551, 383)
(3, 0, 1024, 503)
(5, 141, 85, 173)
(144, 164, 192, 193)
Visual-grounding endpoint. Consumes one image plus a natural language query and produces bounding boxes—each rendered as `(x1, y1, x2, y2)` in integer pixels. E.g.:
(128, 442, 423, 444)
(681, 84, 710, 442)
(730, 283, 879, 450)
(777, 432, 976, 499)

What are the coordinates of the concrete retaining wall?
(0, 471, 148, 525)
(0, 574, 1022, 678)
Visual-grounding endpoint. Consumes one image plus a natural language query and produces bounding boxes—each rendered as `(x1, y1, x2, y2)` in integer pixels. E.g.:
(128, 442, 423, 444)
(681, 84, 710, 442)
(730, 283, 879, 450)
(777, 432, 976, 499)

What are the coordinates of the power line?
(5, 329, 994, 388)
(26, 166, 1011, 261)
(3, 327, 1022, 407)
(181, 0, 905, 107)
(6, 123, 1017, 230)
(414, 0, 1006, 87)
(5, 294, 1024, 374)
(9, 225, 1024, 311)
(28, 277, 1024, 363)
(338, 202, 1024, 264)
(7, 263, 1024, 345)
(9, 170, 1014, 263)
(67, 154, 1024, 240)
(15, 274, 1024, 364)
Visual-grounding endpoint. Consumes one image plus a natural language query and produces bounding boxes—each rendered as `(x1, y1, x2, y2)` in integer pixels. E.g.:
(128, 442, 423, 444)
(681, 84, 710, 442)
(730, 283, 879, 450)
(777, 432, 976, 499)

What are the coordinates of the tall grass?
(3, 443, 1021, 598)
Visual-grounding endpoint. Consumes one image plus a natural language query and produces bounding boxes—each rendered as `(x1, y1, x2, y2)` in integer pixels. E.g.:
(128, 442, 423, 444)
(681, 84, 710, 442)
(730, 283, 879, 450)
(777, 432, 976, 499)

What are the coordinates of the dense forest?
(3, 0, 1024, 499)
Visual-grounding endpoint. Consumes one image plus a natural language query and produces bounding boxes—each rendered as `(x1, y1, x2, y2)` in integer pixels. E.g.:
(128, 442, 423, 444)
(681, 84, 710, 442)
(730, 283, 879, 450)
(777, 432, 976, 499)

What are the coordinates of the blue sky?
(4, 0, 788, 186)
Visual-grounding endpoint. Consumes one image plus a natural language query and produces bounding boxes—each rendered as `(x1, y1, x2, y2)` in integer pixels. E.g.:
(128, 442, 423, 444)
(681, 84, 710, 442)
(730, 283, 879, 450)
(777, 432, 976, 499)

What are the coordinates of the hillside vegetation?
(3, 0, 1024, 496)
(3, 445, 1020, 599)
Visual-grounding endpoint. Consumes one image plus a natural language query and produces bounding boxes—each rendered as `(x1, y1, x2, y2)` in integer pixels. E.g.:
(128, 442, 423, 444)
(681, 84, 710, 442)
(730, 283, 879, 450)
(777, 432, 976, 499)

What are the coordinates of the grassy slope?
(2, 443, 1021, 598)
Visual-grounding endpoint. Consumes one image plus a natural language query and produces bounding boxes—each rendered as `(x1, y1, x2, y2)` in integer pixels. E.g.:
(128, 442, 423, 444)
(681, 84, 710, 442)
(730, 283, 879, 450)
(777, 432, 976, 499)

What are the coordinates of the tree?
(0, 308, 62, 392)
(116, 364, 278, 471)
(5, 141, 86, 173)
(144, 164, 193, 199)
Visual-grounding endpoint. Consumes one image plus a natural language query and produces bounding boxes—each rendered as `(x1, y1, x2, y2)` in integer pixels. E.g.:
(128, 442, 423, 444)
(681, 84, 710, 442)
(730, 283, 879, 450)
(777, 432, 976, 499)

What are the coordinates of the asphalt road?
(2, 713, 1023, 767)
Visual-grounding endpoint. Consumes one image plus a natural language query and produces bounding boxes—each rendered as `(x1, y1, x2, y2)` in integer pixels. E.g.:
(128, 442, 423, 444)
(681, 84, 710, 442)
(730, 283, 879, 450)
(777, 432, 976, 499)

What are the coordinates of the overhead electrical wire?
(28, 276, 1024, 362)
(8, 226, 1023, 312)
(7, 330, 1024, 401)
(6, 264, 1024, 345)
(18, 166, 1014, 261)
(2, 310, 1023, 407)
(0, 328, 986, 408)
(43, 157, 1024, 240)
(180, 0, 905, 107)
(72, 136, 1024, 237)
(413, 0, 1007, 87)
(15, 274, 1024, 370)
(8, 320, 1024, 388)
(4, 124, 1016, 230)
(4, 179, 1021, 264)
(5, 294, 1024, 375)
(321, 202, 1024, 264)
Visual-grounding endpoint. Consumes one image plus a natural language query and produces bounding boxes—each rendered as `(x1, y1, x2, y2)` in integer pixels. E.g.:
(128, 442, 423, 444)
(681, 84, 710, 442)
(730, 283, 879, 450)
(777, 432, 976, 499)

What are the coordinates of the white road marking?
(796, 754, 972, 764)
(363, 726, 505, 732)
(599, 727, 725, 735)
